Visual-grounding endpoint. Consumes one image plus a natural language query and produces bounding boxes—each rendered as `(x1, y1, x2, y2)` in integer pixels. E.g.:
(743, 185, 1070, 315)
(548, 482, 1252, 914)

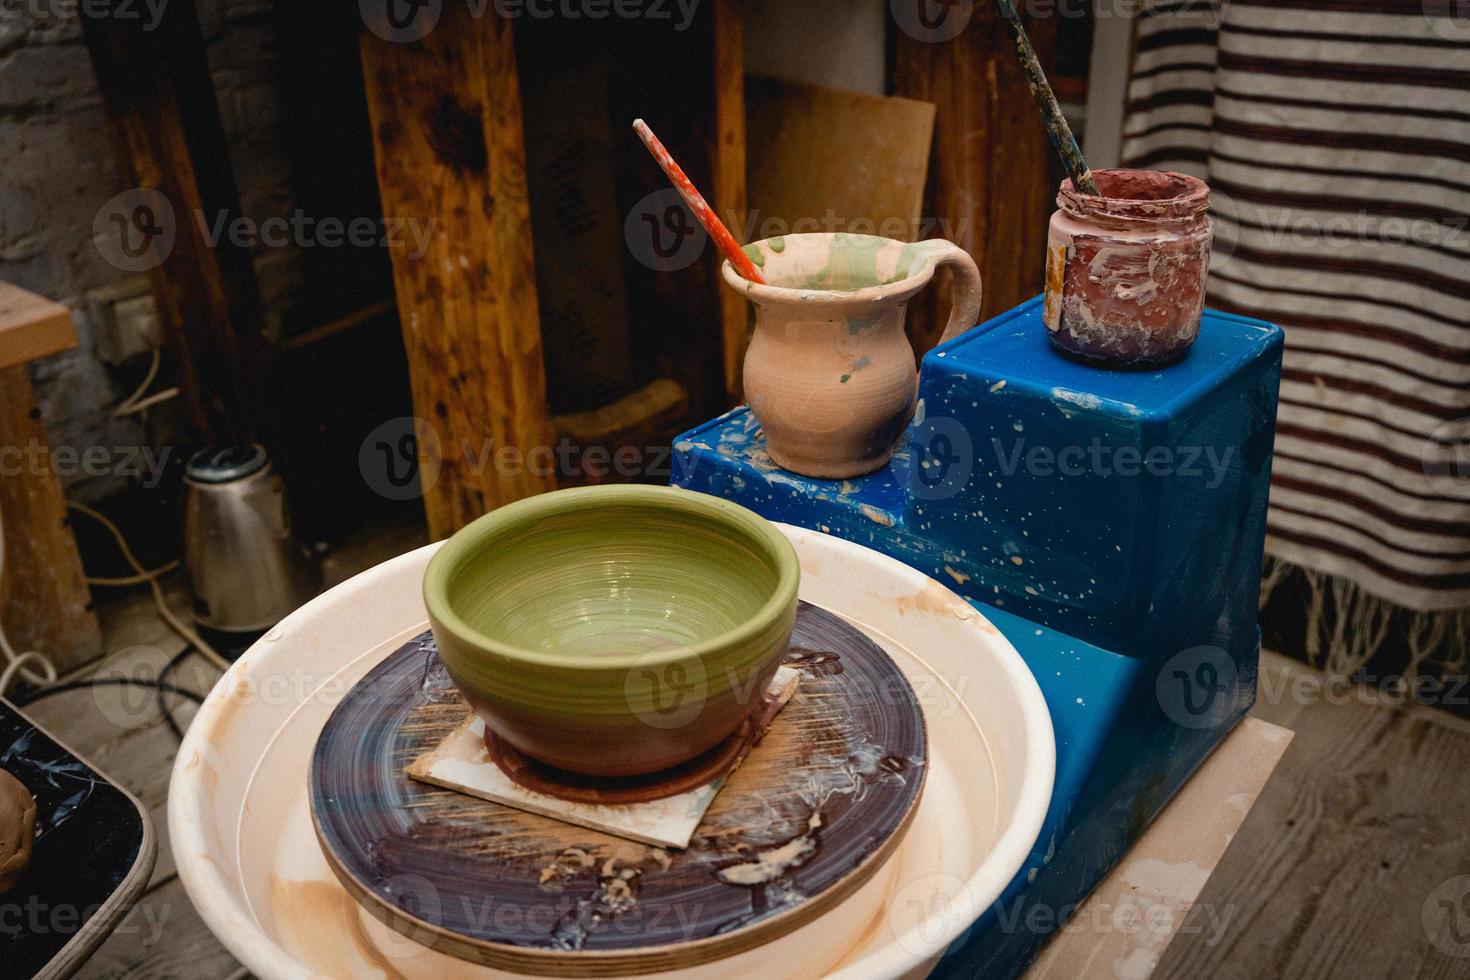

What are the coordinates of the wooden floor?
(20, 517, 1470, 979)
(1156, 655, 1470, 980)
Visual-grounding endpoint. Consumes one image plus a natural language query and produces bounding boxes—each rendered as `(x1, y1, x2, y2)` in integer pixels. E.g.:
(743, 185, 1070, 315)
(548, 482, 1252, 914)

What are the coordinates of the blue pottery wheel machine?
(671, 296, 1284, 977)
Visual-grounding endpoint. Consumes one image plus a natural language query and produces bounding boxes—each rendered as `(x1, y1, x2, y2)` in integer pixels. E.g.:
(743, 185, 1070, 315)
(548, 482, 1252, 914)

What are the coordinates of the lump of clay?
(0, 768, 36, 895)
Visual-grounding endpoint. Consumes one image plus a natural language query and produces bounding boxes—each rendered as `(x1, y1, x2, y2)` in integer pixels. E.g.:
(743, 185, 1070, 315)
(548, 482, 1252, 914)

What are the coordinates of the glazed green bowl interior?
(426, 487, 798, 665)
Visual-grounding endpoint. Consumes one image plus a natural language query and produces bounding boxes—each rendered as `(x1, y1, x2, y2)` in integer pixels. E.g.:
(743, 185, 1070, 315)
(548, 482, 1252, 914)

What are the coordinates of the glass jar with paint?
(1043, 169, 1213, 366)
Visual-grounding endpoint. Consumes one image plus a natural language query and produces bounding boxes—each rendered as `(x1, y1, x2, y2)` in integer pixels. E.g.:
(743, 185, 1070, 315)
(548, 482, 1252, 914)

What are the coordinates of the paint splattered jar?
(1043, 169, 1212, 366)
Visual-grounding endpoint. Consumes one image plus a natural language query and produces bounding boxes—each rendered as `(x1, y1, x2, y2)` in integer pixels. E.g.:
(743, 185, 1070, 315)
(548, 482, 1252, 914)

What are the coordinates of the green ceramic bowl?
(423, 485, 800, 777)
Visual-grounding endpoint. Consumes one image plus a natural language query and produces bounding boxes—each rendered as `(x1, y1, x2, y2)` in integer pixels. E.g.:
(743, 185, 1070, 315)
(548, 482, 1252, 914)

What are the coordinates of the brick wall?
(0, 0, 302, 500)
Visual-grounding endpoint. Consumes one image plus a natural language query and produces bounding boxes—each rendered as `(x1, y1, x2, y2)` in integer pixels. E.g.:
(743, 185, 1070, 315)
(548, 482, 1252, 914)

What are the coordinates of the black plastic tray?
(1, 697, 155, 980)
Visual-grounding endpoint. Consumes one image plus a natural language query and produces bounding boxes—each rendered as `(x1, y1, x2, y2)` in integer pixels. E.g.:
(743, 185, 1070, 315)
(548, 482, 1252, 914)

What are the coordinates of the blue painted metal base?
(671, 297, 1284, 977)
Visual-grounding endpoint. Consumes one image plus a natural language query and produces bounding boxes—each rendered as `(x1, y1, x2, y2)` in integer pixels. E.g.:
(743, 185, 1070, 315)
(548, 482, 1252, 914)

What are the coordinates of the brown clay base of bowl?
(483, 718, 756, 805)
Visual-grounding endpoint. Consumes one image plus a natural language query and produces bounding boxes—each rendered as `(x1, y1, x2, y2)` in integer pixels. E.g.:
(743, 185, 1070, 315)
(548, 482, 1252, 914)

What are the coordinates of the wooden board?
(0, 364, 103, 674)
(0, 280, 99, 673)
(892, 0, 1060, 349)
(1025, 718, 1293, 979)
(359, 8, 557, 539)
(309, 602, 927, 976)
(0, 282, 77, 370)
(745, 75, 936, 244)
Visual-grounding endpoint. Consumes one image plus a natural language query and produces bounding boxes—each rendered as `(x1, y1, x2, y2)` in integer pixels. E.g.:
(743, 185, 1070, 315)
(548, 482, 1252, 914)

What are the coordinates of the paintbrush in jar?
(632, 118, 767, 285)
(991, 0, 1101, 196)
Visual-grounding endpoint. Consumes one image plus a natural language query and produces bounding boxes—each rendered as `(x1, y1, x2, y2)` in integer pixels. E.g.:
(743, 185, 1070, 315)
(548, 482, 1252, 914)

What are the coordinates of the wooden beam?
(552, 378, 691, 486)
(892, 1, 1060, 347)
(552, 379, 689, 448)
(714, 0, 749, 403)
(0, 283, 77, 370)
(359, 8, 556, 539)
(272, 300, 398, 355)
(80, 0, 268, 445)
(0, 283, 101, 674)
(0, 363, 104, 676)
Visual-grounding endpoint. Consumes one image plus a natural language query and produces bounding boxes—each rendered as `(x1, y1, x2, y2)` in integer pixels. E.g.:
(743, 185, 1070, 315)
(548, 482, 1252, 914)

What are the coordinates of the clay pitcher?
(723, 232, 983, 478)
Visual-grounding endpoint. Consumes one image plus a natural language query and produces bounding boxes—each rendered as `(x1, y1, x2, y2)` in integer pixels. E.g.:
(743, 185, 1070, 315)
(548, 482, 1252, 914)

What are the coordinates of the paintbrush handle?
(633, 119, 767, 284)
(992, 0, 1100, 196)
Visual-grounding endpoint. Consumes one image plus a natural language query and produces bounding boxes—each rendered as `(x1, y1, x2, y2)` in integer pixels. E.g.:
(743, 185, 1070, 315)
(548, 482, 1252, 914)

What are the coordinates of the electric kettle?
(182, 444, 320, 638)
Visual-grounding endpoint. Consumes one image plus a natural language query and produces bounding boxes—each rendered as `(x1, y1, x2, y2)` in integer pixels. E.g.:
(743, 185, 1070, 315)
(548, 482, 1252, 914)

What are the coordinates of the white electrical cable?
(0, 500, 228, 697)
(67, 501, 228, 673)
(113, 346, 180, 419)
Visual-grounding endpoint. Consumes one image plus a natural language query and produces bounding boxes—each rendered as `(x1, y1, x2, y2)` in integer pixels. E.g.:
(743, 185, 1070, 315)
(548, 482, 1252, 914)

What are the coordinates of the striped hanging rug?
(1120, 0, 1469, 683)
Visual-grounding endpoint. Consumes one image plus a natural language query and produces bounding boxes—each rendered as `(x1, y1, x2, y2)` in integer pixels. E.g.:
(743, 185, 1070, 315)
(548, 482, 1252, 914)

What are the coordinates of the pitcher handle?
(922, 241, 984, 347)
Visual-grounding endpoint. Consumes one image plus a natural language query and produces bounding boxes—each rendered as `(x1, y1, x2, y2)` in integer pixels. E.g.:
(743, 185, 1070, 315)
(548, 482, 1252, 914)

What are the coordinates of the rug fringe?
(1261, 555, 1468, 684)
(1258, 553, 1290, 612)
